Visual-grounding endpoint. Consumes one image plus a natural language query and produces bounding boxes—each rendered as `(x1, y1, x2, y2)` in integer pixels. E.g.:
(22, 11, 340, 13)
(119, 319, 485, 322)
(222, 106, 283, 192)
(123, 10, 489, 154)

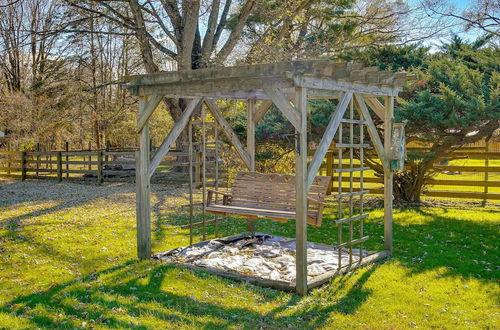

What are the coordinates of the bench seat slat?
(205, 205, 319, 224)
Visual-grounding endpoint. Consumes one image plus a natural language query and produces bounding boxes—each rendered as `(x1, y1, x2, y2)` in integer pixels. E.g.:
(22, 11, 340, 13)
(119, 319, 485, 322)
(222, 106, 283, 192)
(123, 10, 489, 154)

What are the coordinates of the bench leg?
(246, 218, 256, 236)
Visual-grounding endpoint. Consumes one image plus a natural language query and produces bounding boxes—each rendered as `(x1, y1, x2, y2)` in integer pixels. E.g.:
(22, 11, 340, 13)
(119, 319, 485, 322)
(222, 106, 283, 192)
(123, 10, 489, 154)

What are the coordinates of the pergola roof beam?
(292, 75, 401, 97)
(123, 60, 415, 98)
(130, 89, 343, 101)
(133, 77, 293, 97)
(124, 60, 334, 86)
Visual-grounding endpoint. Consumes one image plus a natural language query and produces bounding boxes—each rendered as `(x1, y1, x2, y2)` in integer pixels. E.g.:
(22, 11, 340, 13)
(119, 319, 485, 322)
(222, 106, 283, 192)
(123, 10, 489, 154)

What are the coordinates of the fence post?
(483, 140, 489, 206)
(45, 144, 49, 170)
(36, 143, 40, 178)
(97, 151, 103, 184)
(7, 143, 11, 175)
(105, 141, 110, 163)
(48, 145, 52, 170)
(57, 151, 62, 182)
(21, 151, 26, 181)
(65, 142, 69, 178)
(88, 141, 92, 171)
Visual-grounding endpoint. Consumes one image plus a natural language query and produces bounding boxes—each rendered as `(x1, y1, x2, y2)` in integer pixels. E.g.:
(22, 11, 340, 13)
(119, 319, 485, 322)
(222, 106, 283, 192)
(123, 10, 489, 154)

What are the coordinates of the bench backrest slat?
(229, 171, 331, 226)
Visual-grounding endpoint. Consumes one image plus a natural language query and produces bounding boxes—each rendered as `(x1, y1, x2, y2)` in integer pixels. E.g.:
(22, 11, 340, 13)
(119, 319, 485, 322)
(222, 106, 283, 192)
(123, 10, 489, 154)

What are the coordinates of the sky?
(414, 0, 487, 50)
(452, 0, 470, 8)
(447, 0, 489, 42)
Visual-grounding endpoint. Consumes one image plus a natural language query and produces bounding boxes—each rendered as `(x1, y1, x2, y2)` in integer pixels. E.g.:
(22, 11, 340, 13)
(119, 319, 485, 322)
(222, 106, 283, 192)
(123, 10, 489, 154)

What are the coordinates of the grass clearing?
(0, 179, 498, 329)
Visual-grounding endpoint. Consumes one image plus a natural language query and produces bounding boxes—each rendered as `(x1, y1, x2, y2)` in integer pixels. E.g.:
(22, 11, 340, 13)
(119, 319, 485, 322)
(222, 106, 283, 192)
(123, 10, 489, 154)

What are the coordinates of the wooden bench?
(206, 171, 331, 227)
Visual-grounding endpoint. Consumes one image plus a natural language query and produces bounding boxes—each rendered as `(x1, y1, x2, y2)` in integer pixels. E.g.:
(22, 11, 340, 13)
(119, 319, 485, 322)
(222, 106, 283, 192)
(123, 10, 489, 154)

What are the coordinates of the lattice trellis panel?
(334, 98, 370, 269)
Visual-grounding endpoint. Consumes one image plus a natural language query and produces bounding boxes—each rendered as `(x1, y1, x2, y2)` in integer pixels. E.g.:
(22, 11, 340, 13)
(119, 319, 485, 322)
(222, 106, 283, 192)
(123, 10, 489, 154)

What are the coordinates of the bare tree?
(0, 0, 24, 92)
(422, 0, 499, 36)
(65, 0, 259, 148)
(243, 0, 454, 63)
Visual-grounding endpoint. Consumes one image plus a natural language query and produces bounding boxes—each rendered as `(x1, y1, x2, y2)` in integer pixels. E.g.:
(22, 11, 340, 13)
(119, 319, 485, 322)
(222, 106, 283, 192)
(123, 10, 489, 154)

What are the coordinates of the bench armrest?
(307, 197, 326, 226)
(207, 190, 231, 206)
(307, 197, 325, 206)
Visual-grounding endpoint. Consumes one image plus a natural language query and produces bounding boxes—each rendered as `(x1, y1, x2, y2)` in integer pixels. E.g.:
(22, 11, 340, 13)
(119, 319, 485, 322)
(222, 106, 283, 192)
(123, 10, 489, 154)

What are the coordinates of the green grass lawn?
(0, 179, 498, 329)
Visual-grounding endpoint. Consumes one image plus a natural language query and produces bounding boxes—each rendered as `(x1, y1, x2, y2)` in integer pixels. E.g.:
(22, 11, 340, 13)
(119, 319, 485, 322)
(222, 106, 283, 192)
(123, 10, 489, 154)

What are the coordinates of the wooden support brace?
(306, 92, 352, 190)
(263, 84, 301, 130)
(253, 100, 273, 123)
(363, 95, 385, 120)
(136, 94, 164, 133)
(205, 99, 252, 169)
(149, 98, 203, 177)
(354, 94, 386, 165)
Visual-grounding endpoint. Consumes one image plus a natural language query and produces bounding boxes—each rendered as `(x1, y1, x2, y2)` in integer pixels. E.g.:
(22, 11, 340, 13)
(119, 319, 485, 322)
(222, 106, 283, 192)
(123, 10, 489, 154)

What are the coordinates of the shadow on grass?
(3, 206, 496, 328)
(0, 180, 123, 228)
(392, 206, 499, 282)
(0, 257, 384, 328)
(1, 180, 497, 327)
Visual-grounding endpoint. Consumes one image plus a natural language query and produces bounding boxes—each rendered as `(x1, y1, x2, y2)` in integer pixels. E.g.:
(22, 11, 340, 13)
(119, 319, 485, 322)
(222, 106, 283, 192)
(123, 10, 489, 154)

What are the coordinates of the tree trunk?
(393, 160, 434, 203)
(128, 0, 206, 172)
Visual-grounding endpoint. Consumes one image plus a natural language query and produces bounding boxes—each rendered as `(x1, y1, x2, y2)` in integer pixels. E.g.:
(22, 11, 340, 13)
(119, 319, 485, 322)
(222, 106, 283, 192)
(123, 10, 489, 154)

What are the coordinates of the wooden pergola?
(124, 60, 413, 295)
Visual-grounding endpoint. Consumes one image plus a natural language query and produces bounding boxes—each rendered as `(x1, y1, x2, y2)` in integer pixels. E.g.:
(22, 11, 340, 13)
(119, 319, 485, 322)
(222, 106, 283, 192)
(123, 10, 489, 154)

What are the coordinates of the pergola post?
(295, 86, 308, 295)
(247, 99, 256, 233)
(383, 96, 394, 254)
(247, 99, 256, 171)
(136, 96, 151, 259)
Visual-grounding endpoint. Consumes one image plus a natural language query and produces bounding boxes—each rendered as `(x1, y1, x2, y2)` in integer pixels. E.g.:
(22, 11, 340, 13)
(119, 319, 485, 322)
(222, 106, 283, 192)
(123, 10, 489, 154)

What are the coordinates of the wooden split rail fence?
(2, 145, 499, 201)
(0, 147, 219, 185)
(314, 147, 500, 201)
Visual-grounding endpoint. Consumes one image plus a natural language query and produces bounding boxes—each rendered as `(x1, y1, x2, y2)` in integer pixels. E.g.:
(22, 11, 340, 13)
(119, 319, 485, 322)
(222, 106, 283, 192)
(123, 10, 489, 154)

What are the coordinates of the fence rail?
(2, 145, 499, 202)
(314, 149, 500, 201)
(0, 148, 220, 185)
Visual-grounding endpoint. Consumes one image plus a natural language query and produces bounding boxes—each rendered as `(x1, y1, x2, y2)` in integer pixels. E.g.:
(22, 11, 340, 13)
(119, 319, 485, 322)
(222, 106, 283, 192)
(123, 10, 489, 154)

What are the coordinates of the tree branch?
(216, 0, 256, 63)
(178, 0, 200, 69)
(212, 0, 232, 49)
(201, 0, 220, 62)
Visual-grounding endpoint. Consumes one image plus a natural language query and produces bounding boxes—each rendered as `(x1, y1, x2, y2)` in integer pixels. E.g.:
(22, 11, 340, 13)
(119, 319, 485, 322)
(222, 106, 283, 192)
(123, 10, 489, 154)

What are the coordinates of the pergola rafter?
(124, 60, 413, 99)
(124, 60, 413, 295)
